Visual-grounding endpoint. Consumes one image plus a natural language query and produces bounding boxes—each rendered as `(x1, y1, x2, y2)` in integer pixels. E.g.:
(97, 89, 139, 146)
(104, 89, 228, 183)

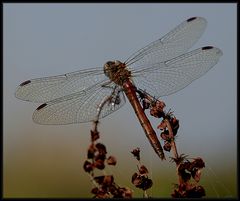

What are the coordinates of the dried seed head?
(131, 172, 141, 185)
(132, 173, 153, 190)
(178, 162, 192, 182)
(192, 169, 202, 182)
(83, 160, 94, 173)
(155, 100, 166, 110)
(150, 107, 165, 118)
(87, 144, 96, 159)
(94, 159, 105, 170)
(160, 132, 170, 141)
(117, 187, 133, 198)
(103, 175, 114, 186)
(139, 165, 149, 175)
(131, 147, 140, 161)
(142, 99, 150, 110)
(91, 130, 100, 142)
(95, 143, 107, 155)
(93, 175, 105, 185)
(107, 156, 117, 165)
(91, 187, 99, 195)
(191, 157, 205, 169)
(170, 117, 180, 135)
(157, 120, 167, 130)
(95, 153, 106, 161)
(91, 187, 110, 198)
(183, 185, 206, 198)
(163, 142, 172, 152)
(142, 178, 153, 190)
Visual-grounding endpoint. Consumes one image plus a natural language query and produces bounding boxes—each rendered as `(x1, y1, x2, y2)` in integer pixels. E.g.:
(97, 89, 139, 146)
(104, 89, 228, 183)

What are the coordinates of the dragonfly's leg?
(101, 81, 115, 89)
(136, 89, 154, 110)
(101, 83, 123, 109)
(95, 88, 119, 120)
(95, 96, 112, 122)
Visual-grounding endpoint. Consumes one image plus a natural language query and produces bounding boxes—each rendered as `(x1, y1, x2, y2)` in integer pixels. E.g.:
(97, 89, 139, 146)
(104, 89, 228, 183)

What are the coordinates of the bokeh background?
(3, 3, 237, 198)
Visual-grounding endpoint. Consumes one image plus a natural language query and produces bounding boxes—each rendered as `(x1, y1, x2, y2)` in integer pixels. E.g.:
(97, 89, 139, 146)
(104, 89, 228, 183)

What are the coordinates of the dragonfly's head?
(104, 60, 131, 85)
(103, 60, 123, 78)
(104, 60, 123, 78)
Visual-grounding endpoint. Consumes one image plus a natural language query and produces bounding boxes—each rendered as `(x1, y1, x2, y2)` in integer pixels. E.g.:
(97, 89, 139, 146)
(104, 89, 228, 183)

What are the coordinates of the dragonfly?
(15, 17, 222, 160)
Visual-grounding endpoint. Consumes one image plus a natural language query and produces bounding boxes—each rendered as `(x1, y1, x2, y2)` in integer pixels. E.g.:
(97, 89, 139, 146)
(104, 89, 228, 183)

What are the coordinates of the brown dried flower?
(107, 156, 117, 166)
(91, 129, 99, 142)
(94, 159, 105, 170)
(95, 143, 107, 155)
(83, 160, 94, 173)
(139, 165, 149, 175)
(132, 173, 153, 190)
(87, 144, 96, 159)
(163, 142, 172, 152)
(131, 147, 140, 161)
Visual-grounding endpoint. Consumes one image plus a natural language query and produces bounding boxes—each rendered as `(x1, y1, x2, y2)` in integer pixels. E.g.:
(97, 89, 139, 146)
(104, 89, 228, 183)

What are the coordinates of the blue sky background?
(3, 3, 237, 198)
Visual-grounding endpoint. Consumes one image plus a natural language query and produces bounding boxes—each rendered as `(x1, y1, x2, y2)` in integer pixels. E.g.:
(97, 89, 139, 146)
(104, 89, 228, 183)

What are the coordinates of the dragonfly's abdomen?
(123, 81, 165, 160)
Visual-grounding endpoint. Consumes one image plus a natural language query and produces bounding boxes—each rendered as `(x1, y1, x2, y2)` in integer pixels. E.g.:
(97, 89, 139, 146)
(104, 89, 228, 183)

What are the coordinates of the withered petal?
(186, 185, 206, 198)
(91, 130, 100, 142)
(131, 172, 138, 183)
(93, 176, 105, 185)
(192, 169, 202, 182)
(150, 108, 165, 118)
(95, 153, 106, 161)
(180, 171, 191, 182)
(160, 132, 170, 140)
(87, 144, 96, 159)
(95, 143, 107, 154)
(107, 156, 117, 165)
(191, 157, 205, 169)
(131, 148, 140, 161)
(139, 165, 149, 175)
(142, 178, 153, 190)
(83, 160, 94, 173)
(94, 159, 105, 170)
(163, 142, 172, 152)
(117, 187, 133, 198)
(132, 174, 143, 186)
(91, 187, 99, 194)
(103, 175, 114, 186)
(157, 121, 167, 130)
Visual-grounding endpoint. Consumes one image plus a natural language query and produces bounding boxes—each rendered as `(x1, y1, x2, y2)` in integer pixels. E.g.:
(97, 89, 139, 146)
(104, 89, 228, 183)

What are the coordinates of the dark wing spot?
(36, 103, 47, 110)
(20, 80, 31, 86)
(202, 46, 213, 50)
(187, 17, 197, 22)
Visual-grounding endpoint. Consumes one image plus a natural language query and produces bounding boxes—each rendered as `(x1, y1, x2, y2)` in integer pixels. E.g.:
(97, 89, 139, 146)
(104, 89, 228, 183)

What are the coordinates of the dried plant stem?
(143, 190, 149, 198)
(87, 174, 99, 187)
(164, 118, 184, 185)
(164, 119, 179, 159)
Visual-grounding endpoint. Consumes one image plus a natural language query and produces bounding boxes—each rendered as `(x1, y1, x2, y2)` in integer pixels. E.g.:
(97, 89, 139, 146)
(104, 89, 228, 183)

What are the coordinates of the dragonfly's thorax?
(104, 60, 131, 86)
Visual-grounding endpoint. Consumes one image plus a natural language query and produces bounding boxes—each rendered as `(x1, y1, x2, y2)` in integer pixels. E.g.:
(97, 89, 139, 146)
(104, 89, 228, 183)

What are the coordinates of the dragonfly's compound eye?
(104, 61, 113, 77)
(114, 60, 121, 66)
(106, 61, 114, 66)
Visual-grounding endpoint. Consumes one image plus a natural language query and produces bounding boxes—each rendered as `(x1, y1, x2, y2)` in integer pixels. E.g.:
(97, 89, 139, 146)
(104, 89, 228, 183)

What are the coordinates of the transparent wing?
(131, 46, 223, 98)
(125, 17, 207, 67)
(32, 82, 126, 124)
(15, 67, 106, 103)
